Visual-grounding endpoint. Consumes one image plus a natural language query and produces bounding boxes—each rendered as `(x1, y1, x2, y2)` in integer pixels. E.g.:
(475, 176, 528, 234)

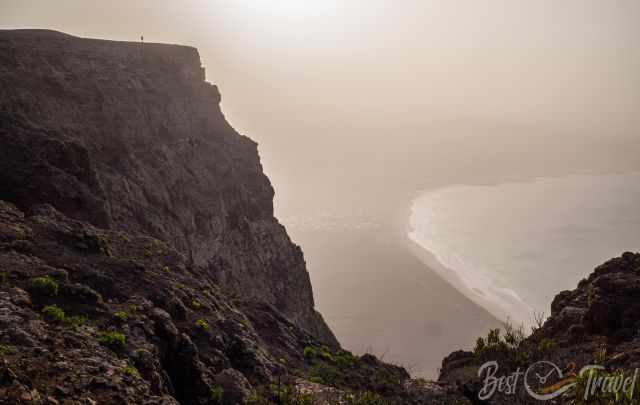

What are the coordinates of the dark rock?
(0, 28, 335, 346)
(568, 324, 585, 338)
(213, 368, 252, 405)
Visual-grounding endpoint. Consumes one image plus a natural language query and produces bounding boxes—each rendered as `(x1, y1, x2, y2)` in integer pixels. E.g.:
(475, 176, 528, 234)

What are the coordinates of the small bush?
(113, 311, 128, 322)
(0, 345, 14, 356)
(210, 386, 224, 403)
(595, 345, 607, 365)
(344, 392, 387, 405)
(245, 385, 315, 405)
(65, 314, 87, 328)
(473, 321, 530, 365)
(195, 319, 209, 331)
(191, 300, 201, 310)
(335, 352, 358, 368)
(303, 346, 317, 359)
(122, 366, 139, 378)
(42, 305, 86, 328)
(538, 338, 554, 352)
(309, 363, 340, 386)
(32, 276, 59, 296)
(42, 305, 66, 323)
(318, 347, 334, 362)
(303, 345, 334, 362)
(97, 331, 126, 350)
(309, 376, 324, 384)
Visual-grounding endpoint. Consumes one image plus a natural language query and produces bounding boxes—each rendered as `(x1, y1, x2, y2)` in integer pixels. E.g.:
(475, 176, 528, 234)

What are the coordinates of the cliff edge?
(0, 29, 335, 345)
(0, 30, 471, 405)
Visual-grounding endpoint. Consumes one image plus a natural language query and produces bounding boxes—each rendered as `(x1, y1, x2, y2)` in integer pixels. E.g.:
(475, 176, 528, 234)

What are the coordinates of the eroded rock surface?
(0, 29, 334, 344)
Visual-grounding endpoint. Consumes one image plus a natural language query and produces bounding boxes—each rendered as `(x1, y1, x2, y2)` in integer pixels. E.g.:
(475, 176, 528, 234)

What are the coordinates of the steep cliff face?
(0, 29, 335, 344)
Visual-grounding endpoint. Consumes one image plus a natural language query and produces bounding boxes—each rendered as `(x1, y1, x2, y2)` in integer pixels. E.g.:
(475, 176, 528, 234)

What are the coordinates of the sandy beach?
(288, 222, 501, 378)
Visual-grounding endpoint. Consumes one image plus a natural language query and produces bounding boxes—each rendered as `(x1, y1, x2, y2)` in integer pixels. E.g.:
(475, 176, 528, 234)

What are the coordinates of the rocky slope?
(439, 252, 640, 404)
(0, 29, 334, 344)
(0, 199, 459, 404)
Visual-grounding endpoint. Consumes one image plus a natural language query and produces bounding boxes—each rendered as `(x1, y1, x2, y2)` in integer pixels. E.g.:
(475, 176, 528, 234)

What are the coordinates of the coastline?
(286, 168, 640, 378)
(401, 170, 640, 328)
(406, 234, 531, 326)
(289, 222, 502, 378)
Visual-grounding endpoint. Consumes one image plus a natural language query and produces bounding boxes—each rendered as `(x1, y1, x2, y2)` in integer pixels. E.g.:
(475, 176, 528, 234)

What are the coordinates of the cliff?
(0, 29, 475, 405)
(0, 29, 467, 405)
(0, 29, 334, 344)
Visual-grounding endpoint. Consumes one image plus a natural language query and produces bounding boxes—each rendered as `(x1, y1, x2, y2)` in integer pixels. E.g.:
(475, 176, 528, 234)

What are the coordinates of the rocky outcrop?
(0, 29, 334, 345)
(548, 252, 640, 341)
(0, 200, 466, 403)
(0, 200, 282, 403)
(439, 252, 640, 404)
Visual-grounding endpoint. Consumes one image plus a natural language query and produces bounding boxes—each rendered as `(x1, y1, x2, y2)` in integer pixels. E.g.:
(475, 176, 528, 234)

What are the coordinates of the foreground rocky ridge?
(440, 252, 640, 404)
(0, 29, 333, 344)
(0, 200, 466, 404)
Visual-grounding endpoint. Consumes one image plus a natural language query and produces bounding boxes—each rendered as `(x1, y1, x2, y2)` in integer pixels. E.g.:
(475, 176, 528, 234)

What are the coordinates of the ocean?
(409, 172, 640, 327)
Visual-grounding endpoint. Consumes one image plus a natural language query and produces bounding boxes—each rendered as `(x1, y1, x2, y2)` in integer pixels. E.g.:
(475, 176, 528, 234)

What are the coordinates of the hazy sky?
(2, 0, 639, 140)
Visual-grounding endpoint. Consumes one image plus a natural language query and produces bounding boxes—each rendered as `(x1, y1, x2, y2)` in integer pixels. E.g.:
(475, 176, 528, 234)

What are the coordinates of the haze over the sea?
(410, 172, 640, 326)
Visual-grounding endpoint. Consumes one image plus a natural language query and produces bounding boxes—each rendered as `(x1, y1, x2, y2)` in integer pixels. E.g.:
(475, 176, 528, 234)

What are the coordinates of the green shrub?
(303, 346, 317, 359)
(303, 345, 335, 362)
(318, 347, 334, 362)
(113, 311, 128, 322)
(0, 345, 14, 356)
(32, 275, 59, 296)
(122, 366, 139, 378)
(474, 336, 486, 354)
(595, 345, 607, 365)
(308, 376, 324, 384)
(538, 338, 554, 352)
(473, 321, 530, 365)
(210, 386, 224, 404)
(344, 392, 387, 405)
(65, 314, 87, 328)
(191, 300, 201, 309)
(309, 363, 340, 385)
(245, 385, 314, 405)
(97, 331, 126, 350)
(195, 319, 209, 331)
(42, 305, 66, 323)
(41, 305, 86, 327)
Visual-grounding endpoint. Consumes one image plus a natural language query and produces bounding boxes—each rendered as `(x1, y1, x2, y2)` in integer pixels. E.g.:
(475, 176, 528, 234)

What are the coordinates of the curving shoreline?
(405, 171, 640, 330)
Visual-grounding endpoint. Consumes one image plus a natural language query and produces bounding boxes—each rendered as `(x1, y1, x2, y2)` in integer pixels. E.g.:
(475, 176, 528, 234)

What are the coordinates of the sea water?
(409, 172, 640, 326)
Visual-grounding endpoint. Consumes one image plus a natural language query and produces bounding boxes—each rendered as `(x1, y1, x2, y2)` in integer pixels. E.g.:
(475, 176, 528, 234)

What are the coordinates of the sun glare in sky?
(216, 0, 383, 50)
